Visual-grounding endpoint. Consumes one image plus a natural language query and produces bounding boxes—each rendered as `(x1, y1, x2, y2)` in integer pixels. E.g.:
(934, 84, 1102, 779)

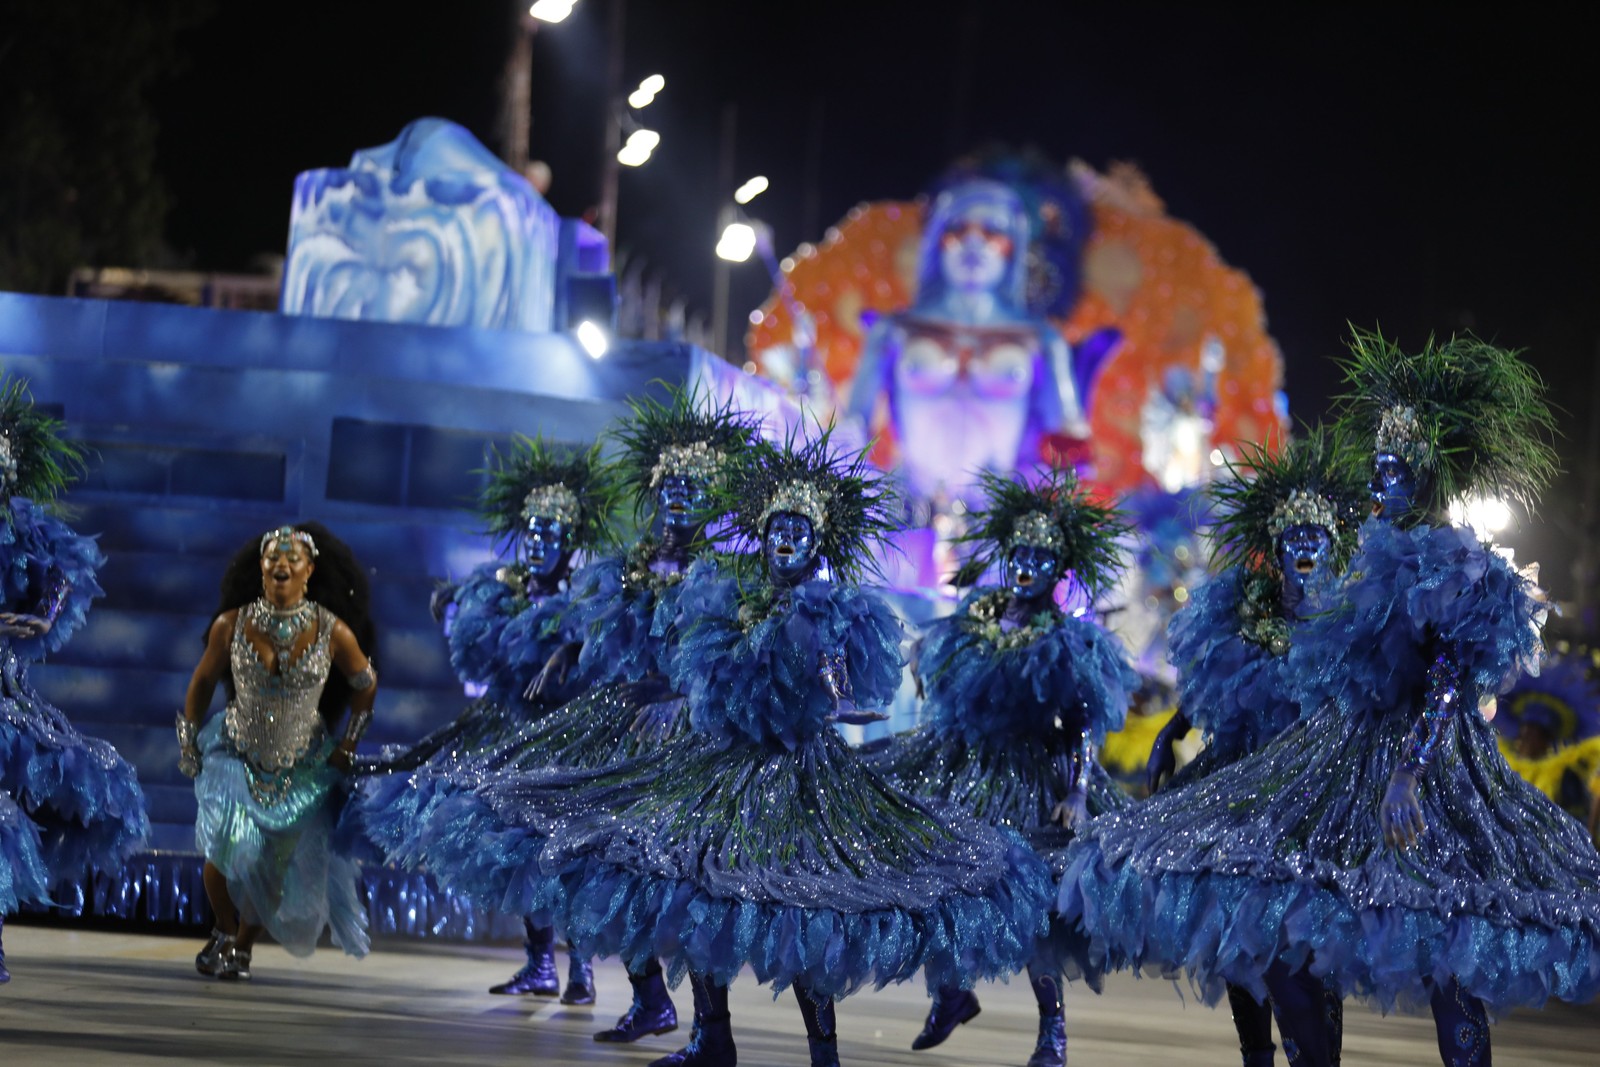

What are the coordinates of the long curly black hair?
(210, 521, 375, 727)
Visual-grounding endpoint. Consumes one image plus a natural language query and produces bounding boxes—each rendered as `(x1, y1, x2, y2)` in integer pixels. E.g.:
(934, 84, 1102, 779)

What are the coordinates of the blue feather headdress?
(477, 436, 622, 554)
(606, 385, 761, 524)
(0, 376, 85, 509)
(952, 464, 1128, 596)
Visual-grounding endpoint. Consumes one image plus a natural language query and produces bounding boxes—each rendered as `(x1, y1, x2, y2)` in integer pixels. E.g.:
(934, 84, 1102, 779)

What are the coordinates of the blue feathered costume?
(414, 433, 1053, 1065)
(868, 465, 1136, 1065)
(1063, 334, 1600, 1067)
(2, 499, 148, 898)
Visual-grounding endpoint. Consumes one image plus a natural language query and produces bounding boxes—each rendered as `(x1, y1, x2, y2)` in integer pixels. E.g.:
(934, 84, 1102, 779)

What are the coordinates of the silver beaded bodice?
(225, 603, 334, 775)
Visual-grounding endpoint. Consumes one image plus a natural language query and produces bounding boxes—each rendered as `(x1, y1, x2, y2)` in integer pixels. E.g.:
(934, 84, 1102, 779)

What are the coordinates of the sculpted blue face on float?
(658, 474, 709, 533)
(764, 512, 817, 585)
(1370, 452, 1417, 523)
(1005, 544, 1061, 603)
(522, 515, 568, 579)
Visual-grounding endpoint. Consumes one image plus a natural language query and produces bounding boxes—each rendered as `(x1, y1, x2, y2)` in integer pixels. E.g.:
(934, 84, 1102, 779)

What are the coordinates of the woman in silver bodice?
(178, 522, 377, 980)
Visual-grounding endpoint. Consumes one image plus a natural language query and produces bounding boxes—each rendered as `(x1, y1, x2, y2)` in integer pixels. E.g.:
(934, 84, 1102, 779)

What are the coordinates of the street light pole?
(499, 8, 537, 172)
(710, 103, 738, 359)
(597, 0, 625, 255)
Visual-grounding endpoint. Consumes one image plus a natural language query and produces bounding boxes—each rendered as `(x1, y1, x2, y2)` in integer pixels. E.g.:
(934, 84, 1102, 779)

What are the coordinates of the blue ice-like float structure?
(282, 118, 562, 332)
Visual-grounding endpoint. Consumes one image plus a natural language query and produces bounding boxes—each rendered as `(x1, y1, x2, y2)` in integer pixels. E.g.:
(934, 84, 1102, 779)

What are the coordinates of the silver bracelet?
(340, 707, 374, 749)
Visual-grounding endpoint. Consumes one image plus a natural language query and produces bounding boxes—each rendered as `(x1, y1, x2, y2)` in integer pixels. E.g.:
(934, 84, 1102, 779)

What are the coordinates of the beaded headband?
(1008, 510, 1067, 555)
(1374, 404, 1432, 471)
(759, 480, 830, 535)
(650, 440, 726, 489)
(0, 431, 16, 490)
(520, 483, 582, 528)
(260, 526, 319, 558)
(1266, 489, 1339, 538)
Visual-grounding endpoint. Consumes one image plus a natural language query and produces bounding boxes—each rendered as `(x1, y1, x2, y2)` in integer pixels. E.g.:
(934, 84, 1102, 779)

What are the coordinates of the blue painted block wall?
(0, 291, 734, 869)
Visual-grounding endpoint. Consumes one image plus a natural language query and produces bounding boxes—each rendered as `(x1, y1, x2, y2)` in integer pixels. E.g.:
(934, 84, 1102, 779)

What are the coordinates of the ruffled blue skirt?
(194, 716, 368, 957)
(0, 650, 149, 891)
(360, 679, 689, 871)
(421, 729, 1053, 998)
(1, 791, 50, 914)
(869, 727, 1130, 985)
(1061, 700, 1600, 1015)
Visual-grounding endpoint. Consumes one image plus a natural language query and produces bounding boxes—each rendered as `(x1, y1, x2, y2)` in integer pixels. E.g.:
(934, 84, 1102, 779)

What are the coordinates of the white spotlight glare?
(1449, 495, 1512, 538)
(529, 0, 576, 23)
(575, 319, 609, 359)
(733, 175, 769, 205)
(625, 128, 660, 152)
(716, 222, 757, 262)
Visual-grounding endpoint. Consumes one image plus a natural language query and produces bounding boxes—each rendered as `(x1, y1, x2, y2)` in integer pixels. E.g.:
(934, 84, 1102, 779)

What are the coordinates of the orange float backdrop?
(746, 165, 1287, 496)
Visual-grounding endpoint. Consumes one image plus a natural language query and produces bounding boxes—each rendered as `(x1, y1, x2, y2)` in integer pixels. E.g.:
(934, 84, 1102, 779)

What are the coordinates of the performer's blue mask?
(658, 474, 709, 534)
(522, 515, 569, 580)
(1276, 523, 1333, 610)
(764, 512, 818, 586)
(1370, 452, 1418, 523)
(1005, 544, 1060, 603)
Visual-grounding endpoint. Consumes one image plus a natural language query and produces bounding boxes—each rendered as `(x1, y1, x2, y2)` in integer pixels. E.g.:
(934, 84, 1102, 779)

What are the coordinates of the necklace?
(248, 596, 316, 665)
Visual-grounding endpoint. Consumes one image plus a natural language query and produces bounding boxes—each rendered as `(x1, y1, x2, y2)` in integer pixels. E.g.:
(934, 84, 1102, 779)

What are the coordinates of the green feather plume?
(952, 464, 1129, 595)
(1333, 329, 1559, 521)
(605, 384, 761, 522)
(0, 377, 86, 507)
(476, 436, 621, 553)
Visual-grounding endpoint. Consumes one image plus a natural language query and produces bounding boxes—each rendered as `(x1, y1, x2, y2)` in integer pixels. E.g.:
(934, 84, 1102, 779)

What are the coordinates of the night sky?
(148, 2, 1596, 571)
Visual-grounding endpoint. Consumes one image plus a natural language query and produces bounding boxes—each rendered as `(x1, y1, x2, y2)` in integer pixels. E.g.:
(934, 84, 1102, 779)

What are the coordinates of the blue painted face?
(1005, 544, 1061, 603)
(764, 511, 818, 585)
(1276, 523, 1334, 602)
(658, 474, 709, 533)
(1370, 452, 1418, 523)
(521, 515, 569, 579)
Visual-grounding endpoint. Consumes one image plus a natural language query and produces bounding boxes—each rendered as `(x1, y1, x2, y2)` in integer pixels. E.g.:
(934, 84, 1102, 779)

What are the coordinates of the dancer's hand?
(629, 698, 683, 742)
(427, 583, 457, 625)
(1381, 769, 1425, 849)
(527, 643, 580, 701)
(0, 611, 50, 637)
(1145, 711, 1190, 794)
(1051, 791, 1089, 830)
(329, 747, 355, 774)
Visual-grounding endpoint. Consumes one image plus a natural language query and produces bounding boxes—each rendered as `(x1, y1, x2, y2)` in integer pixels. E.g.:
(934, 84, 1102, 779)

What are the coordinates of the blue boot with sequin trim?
(1429, 977, 1490, 1067)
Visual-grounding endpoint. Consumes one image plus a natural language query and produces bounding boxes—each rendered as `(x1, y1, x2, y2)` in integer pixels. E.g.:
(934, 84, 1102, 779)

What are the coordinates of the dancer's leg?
(1429, 977, 1490, 1067)
(794, 983, 840, 1067)
(1264, 961, 1333, 1067)
(488, 916, 559, 996)
(911, 985, 982, 1051)
(648, 972, 736, 1067)
(1226, 981, 1277, 1066)
(1025, 963, 1067, 1067)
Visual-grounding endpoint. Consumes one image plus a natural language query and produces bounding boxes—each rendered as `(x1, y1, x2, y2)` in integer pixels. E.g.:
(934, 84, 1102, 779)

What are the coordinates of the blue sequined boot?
(1026, 966, 1067, 1067)
(489, 918, 560, 996)
(561, 953, 596, 1005)
(648, 973, 736, 1067)
(1429, 977, 1490, 1067)
(1226, 982, 1277, 1066)
(911, 985, 981, 1050)
(1264, 962, 1333, 1067)
(596, 958, 679, 1042)
(795, 984, 840, 1067)
(0, 915, 10, 984)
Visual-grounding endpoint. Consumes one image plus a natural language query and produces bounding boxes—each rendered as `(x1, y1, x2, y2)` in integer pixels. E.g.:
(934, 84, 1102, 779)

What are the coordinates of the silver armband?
(347, 665, 377, 691)
(176, 713, 201, 778)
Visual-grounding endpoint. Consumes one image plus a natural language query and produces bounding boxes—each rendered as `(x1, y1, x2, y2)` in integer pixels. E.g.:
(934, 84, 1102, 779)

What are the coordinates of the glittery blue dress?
(1062, 521, 1600, 1014)
(345, 563, 581, 860)
(1, 498, 148, 901)
(1163, 567, 1307, 786)
(417, 566, 1054, 998)
(367, 543, 694, 871)
(193, 605, 368, 957)
(869, 589, 1138, 982)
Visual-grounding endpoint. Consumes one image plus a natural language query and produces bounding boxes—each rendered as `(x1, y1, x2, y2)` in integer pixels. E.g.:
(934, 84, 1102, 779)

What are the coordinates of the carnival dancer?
(1062, 332, 1600, 1067)
(423, 429, 1053, 1067)
(869, 464, 1138, 1067)
(348, 438, 618, 1002)
(1, 379, 148, 983)
(371, 387, 758, 1046)
(179, 522, 377, 980)
(1142, 429, 1365, 1066)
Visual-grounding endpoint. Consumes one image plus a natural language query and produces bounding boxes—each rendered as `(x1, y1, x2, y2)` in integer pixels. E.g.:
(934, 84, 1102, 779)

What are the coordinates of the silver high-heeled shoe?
(195, 928, 234, 978)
